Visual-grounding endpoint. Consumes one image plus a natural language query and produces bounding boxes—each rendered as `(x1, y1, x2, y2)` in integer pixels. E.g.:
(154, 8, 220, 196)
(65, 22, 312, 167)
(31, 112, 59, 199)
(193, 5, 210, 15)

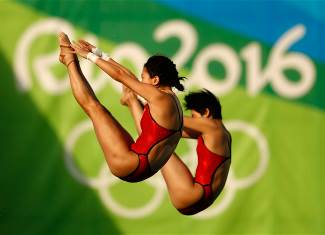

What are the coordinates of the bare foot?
(58, 32, 77, 67)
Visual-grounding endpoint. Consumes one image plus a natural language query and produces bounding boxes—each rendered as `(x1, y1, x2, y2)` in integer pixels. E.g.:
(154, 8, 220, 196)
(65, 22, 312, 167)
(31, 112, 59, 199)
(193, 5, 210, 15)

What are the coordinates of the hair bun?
(174, 80, 184, 91)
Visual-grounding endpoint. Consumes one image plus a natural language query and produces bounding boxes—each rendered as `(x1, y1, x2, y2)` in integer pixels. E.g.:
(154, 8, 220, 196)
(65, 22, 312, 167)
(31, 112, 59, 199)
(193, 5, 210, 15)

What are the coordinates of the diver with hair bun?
(58, 32, 185, 182)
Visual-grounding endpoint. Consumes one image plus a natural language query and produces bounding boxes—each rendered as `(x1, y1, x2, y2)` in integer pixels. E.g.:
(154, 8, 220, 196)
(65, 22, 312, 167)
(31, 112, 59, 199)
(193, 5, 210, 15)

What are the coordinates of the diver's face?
(191, 110, 202, 118)
(141, 67, 159, 86)
(141, 67, 153, 85)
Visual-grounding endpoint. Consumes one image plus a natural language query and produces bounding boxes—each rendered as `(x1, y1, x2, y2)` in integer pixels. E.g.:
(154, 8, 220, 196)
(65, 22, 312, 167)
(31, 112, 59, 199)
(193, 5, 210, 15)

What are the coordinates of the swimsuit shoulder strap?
(168, 93, 183, 131)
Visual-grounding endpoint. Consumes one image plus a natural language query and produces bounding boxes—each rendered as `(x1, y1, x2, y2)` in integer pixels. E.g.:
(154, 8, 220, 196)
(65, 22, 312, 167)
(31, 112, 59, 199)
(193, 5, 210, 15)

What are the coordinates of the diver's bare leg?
(59, 33, 138, 177)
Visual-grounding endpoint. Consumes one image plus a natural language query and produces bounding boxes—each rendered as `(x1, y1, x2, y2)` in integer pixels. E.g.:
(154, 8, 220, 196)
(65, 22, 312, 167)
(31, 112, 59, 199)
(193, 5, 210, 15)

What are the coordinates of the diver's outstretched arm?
(71, 41, 164, 105)
(77, 39, 136, 79)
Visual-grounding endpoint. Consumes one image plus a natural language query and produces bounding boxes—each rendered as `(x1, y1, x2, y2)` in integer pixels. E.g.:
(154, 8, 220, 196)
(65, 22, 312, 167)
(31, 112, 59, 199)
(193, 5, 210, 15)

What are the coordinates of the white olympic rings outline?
(64, 119, 269, 219)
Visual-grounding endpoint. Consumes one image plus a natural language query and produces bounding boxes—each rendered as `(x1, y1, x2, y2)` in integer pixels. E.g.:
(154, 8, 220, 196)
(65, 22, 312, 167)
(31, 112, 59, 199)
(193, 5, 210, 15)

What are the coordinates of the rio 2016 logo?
(13, 18, 316, 218)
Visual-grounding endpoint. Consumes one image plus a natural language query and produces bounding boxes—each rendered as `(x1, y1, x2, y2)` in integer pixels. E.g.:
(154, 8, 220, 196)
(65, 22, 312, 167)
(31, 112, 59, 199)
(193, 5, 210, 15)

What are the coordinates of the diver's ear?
(152, 75, 160, 86)
(203, 108, 210, 118)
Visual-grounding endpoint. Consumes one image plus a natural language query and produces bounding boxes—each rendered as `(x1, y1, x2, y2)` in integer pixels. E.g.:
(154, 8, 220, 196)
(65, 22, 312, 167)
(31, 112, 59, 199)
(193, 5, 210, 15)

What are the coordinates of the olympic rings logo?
(64, 119, 269, 219)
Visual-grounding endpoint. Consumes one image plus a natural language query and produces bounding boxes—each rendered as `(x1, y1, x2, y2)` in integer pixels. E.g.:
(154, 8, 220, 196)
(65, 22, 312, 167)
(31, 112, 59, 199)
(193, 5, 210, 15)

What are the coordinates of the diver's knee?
(106, 153, 136, 178)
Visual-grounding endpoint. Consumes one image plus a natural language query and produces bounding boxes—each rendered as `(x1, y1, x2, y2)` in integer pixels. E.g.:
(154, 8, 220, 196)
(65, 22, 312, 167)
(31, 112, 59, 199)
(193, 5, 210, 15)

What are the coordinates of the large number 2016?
(15, 18, 315, 98)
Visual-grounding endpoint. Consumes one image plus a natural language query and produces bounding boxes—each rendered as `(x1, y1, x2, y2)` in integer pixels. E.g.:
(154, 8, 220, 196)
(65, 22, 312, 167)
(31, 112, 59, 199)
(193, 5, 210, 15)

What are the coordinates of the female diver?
(58, 32, 184, 182)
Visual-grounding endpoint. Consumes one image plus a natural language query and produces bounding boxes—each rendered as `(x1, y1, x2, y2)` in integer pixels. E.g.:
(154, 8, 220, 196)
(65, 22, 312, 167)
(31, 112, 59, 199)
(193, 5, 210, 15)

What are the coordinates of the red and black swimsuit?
(121, 102, 182, 182)
(178, 136, 231, 215)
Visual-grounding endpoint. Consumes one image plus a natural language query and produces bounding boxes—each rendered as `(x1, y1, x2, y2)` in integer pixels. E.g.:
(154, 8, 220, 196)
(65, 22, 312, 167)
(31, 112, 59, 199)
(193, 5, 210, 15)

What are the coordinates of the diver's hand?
(120, 85, 138, 106)
(71, 41, 91, 59)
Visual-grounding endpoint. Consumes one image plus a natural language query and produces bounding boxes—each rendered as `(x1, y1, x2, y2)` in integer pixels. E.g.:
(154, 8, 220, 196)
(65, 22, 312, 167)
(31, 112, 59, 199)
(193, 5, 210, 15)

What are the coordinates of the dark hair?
(184, 89, 222, 119)
(144, 54, 185, 91)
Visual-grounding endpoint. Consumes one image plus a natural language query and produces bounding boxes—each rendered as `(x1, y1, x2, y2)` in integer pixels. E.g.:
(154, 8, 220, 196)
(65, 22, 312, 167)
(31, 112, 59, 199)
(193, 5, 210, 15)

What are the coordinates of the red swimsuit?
(120, 104, 182, 182)
(178, 136, 231, 215)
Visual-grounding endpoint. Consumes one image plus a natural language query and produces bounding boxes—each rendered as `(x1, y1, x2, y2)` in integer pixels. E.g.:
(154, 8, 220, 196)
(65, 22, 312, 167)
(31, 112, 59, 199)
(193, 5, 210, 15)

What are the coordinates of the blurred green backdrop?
(1, 0, 324, 234)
